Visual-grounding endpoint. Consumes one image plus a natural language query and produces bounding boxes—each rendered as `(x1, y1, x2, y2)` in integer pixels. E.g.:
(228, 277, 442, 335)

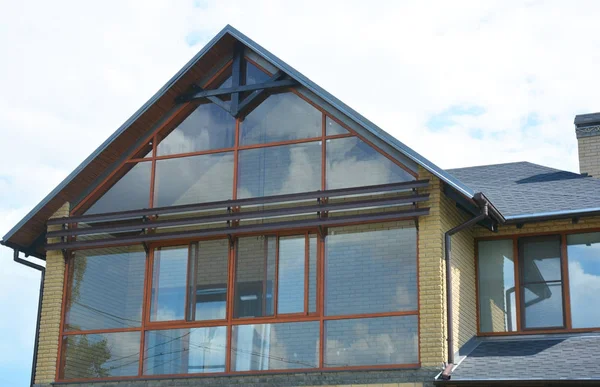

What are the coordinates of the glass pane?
(308, 235, 317, 313)
(477, 240, 517, 333)
(277, 236, 305, 314)
(85, 162, 151, 215)
(245, 61, 270, 85)
(191, 240, 229, 321)
(66, 246, 145, 331)
(237, 142, 321, 199)
(151, 246, 188, 321)
(234, 236, 276, 318)
(231, 322, 319, 371)
(326, 116, 349, 136)
(523, 282, 564, 328)
(324, 316, 418, 367)
(567, 232, 600, 329)
(62, 332, 140, 379)
(326, 137, 414, 190)
(157, 103, 235, 156)
(154, 152, 234, 207)
(325, 224, 417, 316)
(520, 236, 562, 283)
(240, 92, 322, 145)
(144, 327, 226, 375)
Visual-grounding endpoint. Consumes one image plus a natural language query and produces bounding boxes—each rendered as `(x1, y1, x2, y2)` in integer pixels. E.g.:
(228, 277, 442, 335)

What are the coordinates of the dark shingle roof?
(448, 334, 600, 382)
(447, 162, 600, 221)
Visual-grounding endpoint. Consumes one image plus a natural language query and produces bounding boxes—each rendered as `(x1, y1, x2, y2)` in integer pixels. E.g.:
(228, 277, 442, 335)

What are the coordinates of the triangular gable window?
(326, 136, 414, 190)
(326, 117, 349, 136)
(245, 61, 270, 85)
(157, 103, 235, 156)
(84, 162, 151, 215)
(240, 92, 321, 145)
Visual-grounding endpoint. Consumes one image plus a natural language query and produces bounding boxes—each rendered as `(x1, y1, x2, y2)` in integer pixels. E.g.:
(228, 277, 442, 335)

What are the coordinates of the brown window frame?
(56, 223, 421, 383)
(474, 229, 600, 336)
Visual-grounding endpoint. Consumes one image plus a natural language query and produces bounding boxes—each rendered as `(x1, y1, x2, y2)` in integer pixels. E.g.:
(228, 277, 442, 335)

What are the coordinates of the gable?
(1, 25, 473, 258)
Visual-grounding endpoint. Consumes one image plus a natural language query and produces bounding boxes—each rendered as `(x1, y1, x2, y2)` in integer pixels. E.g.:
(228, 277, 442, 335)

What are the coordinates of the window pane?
(324, 316, 418, 367)
(308, 235, 317, 313)
(154, 152, 233, 207)
(144, 327, 226, 375)
(231, 322, 319, 371)
(277, 236, 305, 314)
(326, 137, 414, 190)
(567, 232, 600, 329)
(326, 116, 349, 136)
(85, 162, 151, 215)
(151, 246, 188, 321)
(66, 246, 145, 331)
(190, 240, 229, 321)
(62, 332, 140, 379)
(325, 224, 417, 316)
(240, 92, 322, 145)
(520, 236, 562, 283)
(245, 61, 270, 85)
(523, 282, 564, 328)
(157, 103, 235, 156)
(237, 142, 321, 199)
(477, 240, 517, 333)
(234, 236, 276, 318)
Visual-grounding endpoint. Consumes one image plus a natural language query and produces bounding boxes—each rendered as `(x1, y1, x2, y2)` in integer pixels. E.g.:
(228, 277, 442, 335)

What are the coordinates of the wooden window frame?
(475, 228, 600, 336)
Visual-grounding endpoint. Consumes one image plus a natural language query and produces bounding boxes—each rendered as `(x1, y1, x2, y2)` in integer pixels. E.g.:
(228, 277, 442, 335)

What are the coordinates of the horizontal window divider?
(521, 280, 562, 285)
(231, 315, 318, 325)
(47, 207, 430, 250)
(62, 327, 142, 336)
(144, 319, 228, 330)
(238, 136, 322, 150)
(154, 147, 235, 160)
(48, 179, 429, 225)
(322, 310, 419, 321)
(48, 194, 429, 238)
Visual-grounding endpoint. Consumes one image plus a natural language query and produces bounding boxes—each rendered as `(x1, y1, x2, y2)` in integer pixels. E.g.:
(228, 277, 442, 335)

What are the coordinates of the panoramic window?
(566, 232, 600, 329)
(237, 142, 321, 198)
(477, 239, 517, 333)
(65, 246, 146, 331)
(477, 232, 600, 334)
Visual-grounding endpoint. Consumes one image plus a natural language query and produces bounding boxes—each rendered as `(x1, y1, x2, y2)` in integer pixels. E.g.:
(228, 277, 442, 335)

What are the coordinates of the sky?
(2, 0, 600, 384)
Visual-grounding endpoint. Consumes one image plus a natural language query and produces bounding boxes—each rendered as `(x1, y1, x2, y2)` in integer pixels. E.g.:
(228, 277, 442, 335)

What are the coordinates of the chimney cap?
(574, 112, 600, 128)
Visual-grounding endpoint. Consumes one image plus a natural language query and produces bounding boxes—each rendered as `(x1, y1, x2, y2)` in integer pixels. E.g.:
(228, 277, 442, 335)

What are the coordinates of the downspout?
(440, 194, 489, 380)
(9, 247, 45, 387)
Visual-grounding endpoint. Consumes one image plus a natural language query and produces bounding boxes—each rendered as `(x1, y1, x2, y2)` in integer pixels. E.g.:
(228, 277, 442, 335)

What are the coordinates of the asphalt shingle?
(450, 334, 600, 381)
(446, 161, 600, 219)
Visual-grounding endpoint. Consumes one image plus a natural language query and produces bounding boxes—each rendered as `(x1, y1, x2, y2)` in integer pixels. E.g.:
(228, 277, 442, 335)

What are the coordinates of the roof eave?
(505, 207, 600, 224)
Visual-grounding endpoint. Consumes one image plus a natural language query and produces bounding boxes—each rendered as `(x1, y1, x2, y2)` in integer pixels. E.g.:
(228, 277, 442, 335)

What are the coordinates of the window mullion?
(561, 233, 572, 329)
(513, 236, 523, 331)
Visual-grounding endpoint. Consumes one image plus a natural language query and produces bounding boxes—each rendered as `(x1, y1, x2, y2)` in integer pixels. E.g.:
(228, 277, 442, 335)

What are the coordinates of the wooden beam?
(235, 71, 286, 118)
(177, 79, 297, 103)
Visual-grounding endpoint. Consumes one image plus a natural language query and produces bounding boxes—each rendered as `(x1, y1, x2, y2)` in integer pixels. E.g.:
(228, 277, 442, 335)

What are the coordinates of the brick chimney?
(575, 112, 600, 178)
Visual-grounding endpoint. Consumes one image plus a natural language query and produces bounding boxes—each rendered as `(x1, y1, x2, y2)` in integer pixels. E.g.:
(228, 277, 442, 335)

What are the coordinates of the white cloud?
(2, 0, 600, 382)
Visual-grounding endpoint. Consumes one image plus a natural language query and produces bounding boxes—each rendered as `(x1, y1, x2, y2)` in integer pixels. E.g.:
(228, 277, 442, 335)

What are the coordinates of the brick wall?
(35, 202, 69, 384)
(577, 132, 600, 178)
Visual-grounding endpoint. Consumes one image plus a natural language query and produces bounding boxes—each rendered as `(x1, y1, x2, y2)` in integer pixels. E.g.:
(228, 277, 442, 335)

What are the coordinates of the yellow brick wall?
(416, 168, 446, 366)
(417, 167, 478, 365)
(35, 202, 69, 384)
(577, 134, 600, 178)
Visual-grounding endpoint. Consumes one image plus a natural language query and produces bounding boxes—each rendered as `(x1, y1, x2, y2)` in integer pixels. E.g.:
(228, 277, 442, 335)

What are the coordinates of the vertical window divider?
(304, 232, 309, 316)
(513, 236, 522, 331)
(149, 134, 157, 208)
(318, 235, 325, 368)
(321, 113, 326, 192)
(274, 236, 280, 317)
(561, 233, 573, 329)
(225, 238, 236, 373)
(138, 248, 153, 376)
(233, 119, 240, 201)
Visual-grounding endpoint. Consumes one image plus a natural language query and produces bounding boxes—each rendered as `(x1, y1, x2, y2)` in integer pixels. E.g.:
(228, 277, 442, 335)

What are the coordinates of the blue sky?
(2, 0, 600, 385)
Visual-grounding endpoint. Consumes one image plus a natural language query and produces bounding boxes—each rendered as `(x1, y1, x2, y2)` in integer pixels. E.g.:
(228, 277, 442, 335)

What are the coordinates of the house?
(3, 25, 600, 387)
